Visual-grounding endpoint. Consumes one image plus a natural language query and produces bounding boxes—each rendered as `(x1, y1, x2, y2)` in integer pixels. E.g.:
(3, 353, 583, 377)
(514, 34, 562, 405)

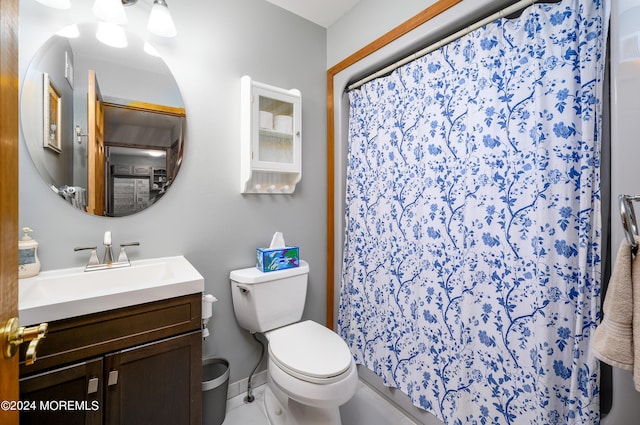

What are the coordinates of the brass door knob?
(2, 318, 48, 365)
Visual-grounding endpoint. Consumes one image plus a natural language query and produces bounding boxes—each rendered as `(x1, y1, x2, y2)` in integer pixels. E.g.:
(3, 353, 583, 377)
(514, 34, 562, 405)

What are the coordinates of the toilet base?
(264, 383, 342, 425)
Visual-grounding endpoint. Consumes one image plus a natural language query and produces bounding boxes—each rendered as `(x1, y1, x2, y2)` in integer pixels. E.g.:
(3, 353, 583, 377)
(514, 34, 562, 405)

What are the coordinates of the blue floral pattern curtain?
(339, 0, 609, 423)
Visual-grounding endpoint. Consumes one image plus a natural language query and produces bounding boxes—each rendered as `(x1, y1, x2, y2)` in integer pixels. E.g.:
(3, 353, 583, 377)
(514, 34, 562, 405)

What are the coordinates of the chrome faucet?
(103, 231, 114, 265)
(75, 232, 140, 271)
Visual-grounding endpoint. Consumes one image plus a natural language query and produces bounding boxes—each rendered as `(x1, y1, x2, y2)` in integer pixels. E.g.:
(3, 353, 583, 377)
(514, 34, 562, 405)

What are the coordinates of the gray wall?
(18, 0, 326, 384)
(327, 0, 433, 67)
(20, 35, 74, 187)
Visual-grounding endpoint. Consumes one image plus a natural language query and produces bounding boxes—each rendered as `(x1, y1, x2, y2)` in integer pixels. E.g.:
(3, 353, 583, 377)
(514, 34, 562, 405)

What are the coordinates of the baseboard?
(227, 370, 269, 400)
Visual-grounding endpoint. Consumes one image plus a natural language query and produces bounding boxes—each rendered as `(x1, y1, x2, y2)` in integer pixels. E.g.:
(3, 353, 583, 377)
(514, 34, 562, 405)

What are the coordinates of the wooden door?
(87, 70, 105, 216)
(0, 0, 20, 423)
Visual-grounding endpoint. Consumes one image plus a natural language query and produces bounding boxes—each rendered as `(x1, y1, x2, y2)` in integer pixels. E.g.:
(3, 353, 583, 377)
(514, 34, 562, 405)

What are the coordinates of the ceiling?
(264, 0, 361, 28)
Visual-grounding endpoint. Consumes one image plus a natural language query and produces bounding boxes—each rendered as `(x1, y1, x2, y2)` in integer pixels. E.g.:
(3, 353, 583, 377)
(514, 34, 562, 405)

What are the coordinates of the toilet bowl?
(264, 321, 358, 425)
(230, 261, 358, 425)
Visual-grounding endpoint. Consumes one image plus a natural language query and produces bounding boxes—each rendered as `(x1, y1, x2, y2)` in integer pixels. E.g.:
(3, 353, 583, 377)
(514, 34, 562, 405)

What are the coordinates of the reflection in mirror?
(20, 22, 186, 217)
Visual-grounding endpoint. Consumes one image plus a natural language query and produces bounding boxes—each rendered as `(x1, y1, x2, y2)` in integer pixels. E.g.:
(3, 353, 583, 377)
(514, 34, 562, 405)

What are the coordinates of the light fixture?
(96, 22, 128, 48)
(147, 0, 177, 38)
(38, 0, 178, 39)
(35, 0, 71, 9)
(92, 0, 127, 25)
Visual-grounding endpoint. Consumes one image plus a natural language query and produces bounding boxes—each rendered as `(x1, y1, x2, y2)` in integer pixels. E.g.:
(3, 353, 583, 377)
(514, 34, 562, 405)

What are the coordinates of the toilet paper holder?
(201, 294, 218, 338)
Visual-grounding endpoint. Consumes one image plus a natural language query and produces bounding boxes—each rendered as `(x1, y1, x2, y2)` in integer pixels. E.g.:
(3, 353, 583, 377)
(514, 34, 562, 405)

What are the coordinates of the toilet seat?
(267, 320, 353, 384)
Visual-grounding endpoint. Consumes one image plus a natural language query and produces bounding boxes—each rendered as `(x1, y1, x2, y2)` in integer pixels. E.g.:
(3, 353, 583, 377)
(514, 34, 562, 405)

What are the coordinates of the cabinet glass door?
(257, 95, 294, 164)
(252, 86, 299, 172)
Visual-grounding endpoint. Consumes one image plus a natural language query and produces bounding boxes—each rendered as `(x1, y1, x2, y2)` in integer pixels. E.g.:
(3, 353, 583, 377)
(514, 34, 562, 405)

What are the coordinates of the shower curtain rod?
(347, 0, 537, 91)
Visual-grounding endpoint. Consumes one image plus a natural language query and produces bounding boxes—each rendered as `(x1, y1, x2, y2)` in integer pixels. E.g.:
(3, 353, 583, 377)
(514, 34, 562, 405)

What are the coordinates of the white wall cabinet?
(240, 76, 301, 194)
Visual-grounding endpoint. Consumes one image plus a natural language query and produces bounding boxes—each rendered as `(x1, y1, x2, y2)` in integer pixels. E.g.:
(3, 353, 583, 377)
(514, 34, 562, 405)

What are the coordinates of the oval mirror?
(21, 22, 186, 217)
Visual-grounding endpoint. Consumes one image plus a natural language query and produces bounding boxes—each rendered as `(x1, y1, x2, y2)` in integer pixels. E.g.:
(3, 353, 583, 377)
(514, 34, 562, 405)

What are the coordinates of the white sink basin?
(19, 255, 204, 325)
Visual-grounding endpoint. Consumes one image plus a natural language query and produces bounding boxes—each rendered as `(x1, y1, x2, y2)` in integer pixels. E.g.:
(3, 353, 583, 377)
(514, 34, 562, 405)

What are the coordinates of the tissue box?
(256, 246, 300, 272)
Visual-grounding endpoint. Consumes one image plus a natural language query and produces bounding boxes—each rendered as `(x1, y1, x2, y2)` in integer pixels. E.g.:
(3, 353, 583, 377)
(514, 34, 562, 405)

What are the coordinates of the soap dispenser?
(19, 227, 41, 278)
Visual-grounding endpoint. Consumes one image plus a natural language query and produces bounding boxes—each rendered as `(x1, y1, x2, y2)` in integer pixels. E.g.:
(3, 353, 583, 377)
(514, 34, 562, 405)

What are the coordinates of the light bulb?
(147, 0, 177, 37)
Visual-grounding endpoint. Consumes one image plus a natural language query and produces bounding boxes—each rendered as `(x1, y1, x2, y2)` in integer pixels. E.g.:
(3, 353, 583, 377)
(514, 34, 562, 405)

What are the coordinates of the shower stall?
(328, 0, 640, 423)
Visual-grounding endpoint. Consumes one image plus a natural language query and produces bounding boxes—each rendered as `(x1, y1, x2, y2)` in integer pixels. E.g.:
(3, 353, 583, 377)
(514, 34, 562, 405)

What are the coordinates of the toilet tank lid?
(230, 260, 309, 284)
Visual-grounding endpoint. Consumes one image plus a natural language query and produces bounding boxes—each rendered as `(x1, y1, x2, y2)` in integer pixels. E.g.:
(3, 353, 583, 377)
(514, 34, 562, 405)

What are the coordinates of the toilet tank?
(230, 260, 309, 333)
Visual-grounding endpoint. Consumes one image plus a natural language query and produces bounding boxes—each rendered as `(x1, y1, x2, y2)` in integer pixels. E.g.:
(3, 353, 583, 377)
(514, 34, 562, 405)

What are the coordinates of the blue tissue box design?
(257, 247, 300, 272)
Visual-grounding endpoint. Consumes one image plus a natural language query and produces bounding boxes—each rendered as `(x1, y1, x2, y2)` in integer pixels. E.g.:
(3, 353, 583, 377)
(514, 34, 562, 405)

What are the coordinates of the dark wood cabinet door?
(20, 358, 103, 425)
(104, 331, 202, 425)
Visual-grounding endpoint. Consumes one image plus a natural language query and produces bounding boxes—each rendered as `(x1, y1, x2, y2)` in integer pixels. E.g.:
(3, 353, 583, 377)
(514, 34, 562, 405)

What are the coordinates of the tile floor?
(221, 381, 419, 425)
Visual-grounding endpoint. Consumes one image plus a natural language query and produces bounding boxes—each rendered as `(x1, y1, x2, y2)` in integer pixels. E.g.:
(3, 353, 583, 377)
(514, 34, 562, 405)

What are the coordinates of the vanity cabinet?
(240, 75, 302, 194)
(18, 294, 202, 425)
(20, 358, 103, 425)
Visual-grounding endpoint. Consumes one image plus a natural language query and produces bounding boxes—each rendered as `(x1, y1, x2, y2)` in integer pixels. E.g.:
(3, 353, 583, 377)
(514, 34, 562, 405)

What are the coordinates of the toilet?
(230, 260, 358, 425)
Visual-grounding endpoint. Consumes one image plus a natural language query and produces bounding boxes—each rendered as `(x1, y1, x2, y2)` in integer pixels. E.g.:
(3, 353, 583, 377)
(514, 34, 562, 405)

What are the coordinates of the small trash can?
(202, 358, 230, 425)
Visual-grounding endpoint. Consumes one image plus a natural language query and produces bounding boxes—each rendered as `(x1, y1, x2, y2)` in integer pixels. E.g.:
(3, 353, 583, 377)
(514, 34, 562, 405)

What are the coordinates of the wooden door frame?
(87, 70, 105, 216)
(325, 0, 462, 329)
(0, 0, 21, 423)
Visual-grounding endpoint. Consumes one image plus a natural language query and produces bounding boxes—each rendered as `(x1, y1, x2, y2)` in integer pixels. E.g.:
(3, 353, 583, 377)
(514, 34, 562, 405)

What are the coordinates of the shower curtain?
(338, 0, 609, 423)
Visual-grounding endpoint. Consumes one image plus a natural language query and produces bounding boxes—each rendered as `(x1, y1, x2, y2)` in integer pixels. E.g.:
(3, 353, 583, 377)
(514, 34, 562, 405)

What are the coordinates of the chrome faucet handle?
(74, 246, 100, 267)
(117, 242, 140, 263)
